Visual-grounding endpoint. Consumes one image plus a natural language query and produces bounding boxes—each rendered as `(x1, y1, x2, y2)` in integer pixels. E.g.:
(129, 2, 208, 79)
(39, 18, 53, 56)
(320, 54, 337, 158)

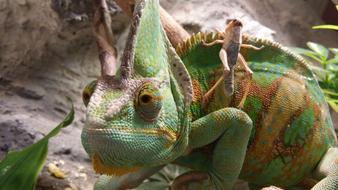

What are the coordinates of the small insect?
(202, 19, 263, 108)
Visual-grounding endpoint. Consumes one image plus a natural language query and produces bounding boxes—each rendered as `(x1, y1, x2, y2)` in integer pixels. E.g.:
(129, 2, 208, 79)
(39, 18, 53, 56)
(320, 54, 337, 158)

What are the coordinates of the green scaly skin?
(82, 0, 338, 189)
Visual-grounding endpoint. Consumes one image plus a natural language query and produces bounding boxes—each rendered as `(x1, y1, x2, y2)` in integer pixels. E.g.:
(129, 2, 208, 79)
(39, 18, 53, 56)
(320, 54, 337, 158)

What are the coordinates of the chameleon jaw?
(83, 125, 179, 170)
(92, 153, 141, 176)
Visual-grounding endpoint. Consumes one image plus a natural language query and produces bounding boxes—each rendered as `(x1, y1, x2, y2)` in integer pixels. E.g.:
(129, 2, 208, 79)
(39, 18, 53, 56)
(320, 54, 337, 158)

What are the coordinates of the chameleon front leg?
(311, 147, 338, 190)
(174, 108, 253, 190)
(94, 166, 164, 190)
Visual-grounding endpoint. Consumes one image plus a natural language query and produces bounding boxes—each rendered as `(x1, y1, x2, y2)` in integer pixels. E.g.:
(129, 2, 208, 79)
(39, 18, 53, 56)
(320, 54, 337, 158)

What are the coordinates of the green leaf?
(309, 65, 329, 81)
(312, 25, 338, 30)
(327, 57, 338, 65)
(307, 42, 329, 61)
(288, 47, 315, 56)
(330, 48, 338, 55)
(328, 64, 338, 72)
(0, 100, 74, 190)
(288, 47, 322, 63)
(328, 100, 338, 112)
(323, 89, 338, 97)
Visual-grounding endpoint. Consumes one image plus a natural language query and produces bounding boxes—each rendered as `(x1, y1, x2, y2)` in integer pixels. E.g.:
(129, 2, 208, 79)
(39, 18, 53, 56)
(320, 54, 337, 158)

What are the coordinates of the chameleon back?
(177, 33, 337, 187)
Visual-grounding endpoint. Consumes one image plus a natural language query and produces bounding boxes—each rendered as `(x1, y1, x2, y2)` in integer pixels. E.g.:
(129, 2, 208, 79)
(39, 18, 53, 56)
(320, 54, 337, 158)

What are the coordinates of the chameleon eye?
(82, 80, 97, 107)
(135, 82, 162, 121)
(140, 94, 152, 104)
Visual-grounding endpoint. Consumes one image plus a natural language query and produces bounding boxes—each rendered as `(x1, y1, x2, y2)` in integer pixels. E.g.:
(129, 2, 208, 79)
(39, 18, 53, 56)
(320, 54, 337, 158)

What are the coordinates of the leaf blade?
(312, 25, 338, 30)
(0, 100, 74, 190)
(307, 42, 329, 61)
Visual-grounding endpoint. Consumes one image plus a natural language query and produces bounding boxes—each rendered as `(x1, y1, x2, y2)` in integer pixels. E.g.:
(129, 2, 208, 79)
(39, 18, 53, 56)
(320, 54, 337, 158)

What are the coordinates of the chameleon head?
(81, 0, 191, 176)
(81, 76, 188, 175)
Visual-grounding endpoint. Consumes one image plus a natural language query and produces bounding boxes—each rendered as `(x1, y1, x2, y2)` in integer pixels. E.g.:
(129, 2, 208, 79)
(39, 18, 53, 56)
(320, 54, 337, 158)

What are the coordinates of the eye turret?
(134, 82, 163, 121)
(82, 80, 97, 107)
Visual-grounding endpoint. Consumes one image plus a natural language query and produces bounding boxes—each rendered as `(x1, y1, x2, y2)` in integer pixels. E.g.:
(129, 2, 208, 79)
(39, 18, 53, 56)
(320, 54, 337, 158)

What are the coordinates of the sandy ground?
(0, 0, 337, 189)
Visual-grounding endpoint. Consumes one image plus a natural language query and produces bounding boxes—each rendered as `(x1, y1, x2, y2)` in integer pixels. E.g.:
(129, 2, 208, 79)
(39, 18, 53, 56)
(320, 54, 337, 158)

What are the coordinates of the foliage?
(290, 43, 338, 112)
(0, 100, 74, 190)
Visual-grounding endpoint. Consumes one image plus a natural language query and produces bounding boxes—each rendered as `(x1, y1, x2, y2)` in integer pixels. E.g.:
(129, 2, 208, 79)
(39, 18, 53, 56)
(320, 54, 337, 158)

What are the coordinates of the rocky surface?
(0, 0, 337, 190)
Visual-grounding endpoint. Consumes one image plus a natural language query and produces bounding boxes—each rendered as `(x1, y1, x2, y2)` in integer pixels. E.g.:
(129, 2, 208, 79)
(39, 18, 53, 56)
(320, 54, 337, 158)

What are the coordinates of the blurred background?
(0, 0, 337, 189)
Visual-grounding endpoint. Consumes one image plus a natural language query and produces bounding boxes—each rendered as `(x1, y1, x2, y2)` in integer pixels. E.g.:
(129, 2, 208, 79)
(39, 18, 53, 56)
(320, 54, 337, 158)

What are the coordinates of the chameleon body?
(175, 33, 337, 188)
(82, 0, 338, 189)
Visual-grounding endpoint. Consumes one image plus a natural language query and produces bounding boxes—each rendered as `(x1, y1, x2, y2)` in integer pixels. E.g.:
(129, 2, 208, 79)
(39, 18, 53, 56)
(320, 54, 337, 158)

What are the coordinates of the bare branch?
(93, 0, 118, 76)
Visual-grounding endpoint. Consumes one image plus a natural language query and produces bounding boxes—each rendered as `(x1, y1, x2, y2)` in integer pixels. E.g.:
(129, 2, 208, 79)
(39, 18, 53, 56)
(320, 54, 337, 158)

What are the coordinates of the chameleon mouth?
(82, 126, 178, 170)
(84, 126, 177, 143)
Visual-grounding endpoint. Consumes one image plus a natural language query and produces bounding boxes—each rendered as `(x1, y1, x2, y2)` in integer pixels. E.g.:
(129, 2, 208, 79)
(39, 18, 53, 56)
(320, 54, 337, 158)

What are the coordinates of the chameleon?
(81, 0, 338, 189)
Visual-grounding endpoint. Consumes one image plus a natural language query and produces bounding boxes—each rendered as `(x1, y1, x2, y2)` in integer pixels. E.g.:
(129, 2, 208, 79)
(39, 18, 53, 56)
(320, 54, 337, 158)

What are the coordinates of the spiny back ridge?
(176, 32, 313, 76)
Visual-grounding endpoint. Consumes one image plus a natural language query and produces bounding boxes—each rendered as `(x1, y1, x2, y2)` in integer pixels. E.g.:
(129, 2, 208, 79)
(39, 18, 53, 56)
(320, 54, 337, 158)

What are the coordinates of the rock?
(0, 119, 35, 159)
(14, 84, 45, 100)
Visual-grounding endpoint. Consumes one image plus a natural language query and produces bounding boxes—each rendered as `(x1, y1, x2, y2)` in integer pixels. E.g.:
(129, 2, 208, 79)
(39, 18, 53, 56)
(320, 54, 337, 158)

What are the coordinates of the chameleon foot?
(312, 147, 338, 190)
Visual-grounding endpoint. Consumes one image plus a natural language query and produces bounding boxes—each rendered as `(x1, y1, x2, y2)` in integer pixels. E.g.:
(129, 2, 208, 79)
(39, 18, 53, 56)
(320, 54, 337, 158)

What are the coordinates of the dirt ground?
(0, 0, 337, 189)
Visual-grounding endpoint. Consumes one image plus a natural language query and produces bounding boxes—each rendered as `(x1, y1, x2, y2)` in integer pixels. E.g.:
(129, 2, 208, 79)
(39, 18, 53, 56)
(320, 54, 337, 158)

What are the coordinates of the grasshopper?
(202, 19, 263, 108)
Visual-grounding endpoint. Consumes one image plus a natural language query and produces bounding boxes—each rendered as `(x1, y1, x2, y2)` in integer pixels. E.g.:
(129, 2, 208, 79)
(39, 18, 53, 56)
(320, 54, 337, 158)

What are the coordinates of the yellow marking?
(192, 79, 202, 102)
(92, 153, 140, 176)
(87, 127, 177, 144)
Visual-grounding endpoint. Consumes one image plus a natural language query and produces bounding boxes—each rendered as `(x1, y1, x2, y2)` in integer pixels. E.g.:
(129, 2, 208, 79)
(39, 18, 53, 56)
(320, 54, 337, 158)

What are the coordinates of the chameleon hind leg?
(173, 108, 253, 190)
(311, 147, 338, 190)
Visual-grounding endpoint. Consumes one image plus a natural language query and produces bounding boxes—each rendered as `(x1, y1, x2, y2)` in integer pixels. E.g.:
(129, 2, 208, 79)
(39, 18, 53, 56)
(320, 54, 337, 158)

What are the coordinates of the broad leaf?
(307, 42, 329, 61)
(0, 100, 74, 190)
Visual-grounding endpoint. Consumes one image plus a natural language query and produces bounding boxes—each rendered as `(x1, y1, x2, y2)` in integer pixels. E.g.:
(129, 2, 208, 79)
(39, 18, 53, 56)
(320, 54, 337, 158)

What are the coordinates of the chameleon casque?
(81, 0, 338, 189)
